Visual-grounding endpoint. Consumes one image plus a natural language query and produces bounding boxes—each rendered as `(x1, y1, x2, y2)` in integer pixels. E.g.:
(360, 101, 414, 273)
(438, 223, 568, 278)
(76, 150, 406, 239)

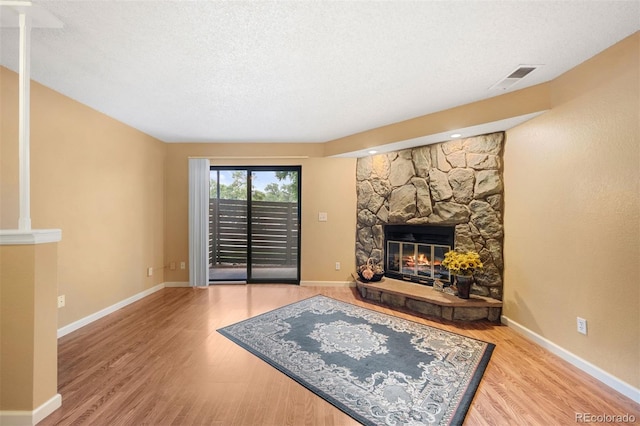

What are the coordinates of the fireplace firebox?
(384, 225, 454, 286)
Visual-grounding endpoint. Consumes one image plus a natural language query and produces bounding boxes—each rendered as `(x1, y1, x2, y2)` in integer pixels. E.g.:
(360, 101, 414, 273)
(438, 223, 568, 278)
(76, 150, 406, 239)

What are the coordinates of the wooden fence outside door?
(209, 199, 299, 267)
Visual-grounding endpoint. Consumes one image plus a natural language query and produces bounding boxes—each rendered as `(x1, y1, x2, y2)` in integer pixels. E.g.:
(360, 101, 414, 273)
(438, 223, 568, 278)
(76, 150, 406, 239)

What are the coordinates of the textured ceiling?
(1, 1, 638, 143)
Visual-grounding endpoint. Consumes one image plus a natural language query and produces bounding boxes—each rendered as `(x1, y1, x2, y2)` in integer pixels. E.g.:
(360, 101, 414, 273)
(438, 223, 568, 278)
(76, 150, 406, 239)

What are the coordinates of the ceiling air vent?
(489, 65, 542, 91)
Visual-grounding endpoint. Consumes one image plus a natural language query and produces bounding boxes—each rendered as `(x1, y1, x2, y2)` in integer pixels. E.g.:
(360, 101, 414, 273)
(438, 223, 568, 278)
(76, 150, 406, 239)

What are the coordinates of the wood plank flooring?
(40, 285, 639, 425)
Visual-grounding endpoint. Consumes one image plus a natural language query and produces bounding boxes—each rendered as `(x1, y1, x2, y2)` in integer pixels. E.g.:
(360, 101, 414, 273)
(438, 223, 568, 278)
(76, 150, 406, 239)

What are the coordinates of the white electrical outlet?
(147, 267, 153, 277)
(180, 261, 186, 270)
(57, 295, 65, 308)
(318, 212, 328, 222)
(577, 317, 588, 335)
(335, 262, 341, 270)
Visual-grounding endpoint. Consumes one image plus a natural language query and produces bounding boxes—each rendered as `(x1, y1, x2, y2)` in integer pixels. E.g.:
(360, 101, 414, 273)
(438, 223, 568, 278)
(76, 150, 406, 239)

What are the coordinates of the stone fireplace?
(356, 132, 505, 300)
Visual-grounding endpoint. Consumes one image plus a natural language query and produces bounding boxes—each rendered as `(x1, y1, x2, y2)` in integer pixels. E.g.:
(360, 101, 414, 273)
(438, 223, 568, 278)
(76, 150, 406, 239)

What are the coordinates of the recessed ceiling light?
(368, 150, 378, 154)
(450, 133, 462, 138)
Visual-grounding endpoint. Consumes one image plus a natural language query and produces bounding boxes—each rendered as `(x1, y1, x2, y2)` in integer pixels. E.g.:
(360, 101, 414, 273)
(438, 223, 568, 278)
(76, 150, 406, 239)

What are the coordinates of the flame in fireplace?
(404, 253, 443, 268)
(404, 254, 431, 267)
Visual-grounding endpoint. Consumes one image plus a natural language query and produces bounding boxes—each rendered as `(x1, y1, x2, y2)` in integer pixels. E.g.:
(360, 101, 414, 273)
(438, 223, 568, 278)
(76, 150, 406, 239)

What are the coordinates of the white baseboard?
(300, 280, 356, 287)
(164, 281, 190, 287)
(57, 280, 355, 338)
(57, 283, 165, 338)
(0, 393, 61, 426)
(170, 281, 355, 287)
(501, 315, 640, 404)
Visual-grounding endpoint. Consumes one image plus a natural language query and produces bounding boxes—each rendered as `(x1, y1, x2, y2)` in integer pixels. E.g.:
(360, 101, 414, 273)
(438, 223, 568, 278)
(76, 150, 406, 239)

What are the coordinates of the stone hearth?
(356, 278, 502, 322)
(356, 132, 505, 300)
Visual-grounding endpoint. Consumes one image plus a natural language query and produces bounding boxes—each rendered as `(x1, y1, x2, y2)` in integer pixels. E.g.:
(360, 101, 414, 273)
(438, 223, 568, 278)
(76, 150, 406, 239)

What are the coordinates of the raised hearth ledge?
(0, 229, 62, 245)
(356, 278, 502, 322)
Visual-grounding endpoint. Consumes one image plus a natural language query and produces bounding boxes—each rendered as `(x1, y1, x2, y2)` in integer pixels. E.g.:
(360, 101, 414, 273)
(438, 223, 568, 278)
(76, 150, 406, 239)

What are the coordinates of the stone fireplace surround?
(356, 132, 505, 300)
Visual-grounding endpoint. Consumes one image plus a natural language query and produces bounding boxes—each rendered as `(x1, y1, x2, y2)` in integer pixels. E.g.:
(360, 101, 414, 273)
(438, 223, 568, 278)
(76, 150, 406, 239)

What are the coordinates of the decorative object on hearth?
(454, 275, 474, 299)
(357, 257, 384, 282)
(442, 250, 483, 299)
(433, 279, 444, 292)
(218, 295, 495, 426)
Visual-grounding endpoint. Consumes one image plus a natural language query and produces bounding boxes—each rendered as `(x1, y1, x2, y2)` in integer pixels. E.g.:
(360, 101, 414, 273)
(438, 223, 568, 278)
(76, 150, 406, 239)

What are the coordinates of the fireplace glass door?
(386, 241, 451, 285)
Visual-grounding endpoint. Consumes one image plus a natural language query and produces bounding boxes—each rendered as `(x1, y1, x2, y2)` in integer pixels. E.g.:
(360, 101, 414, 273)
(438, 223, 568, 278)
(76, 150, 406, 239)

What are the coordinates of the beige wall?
(503, 33, 639, 388)
(0, 67, 166, 328)
(0, 243, 58, 410)
(163, 144, 357, 283)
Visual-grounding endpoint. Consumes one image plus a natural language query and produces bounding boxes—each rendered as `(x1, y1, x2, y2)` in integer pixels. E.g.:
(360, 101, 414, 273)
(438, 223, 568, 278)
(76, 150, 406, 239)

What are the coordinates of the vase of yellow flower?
(454, 275, 473, 299)
(441, 250, 483, 299)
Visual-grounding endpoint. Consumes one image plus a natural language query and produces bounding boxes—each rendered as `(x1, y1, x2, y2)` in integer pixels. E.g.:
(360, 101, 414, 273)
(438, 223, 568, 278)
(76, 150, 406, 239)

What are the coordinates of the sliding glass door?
(209, 166, 301, 284)
(209, 168, 249, 281)
(249, 169, 299, 281)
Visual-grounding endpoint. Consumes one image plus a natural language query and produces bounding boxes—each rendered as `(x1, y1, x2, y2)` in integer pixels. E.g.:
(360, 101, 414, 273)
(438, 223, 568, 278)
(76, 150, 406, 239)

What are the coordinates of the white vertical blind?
(188, 158, 210, 287)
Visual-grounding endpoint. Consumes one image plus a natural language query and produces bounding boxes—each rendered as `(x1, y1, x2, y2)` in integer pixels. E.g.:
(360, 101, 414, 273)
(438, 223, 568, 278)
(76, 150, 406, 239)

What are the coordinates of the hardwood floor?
(41, 285, 639, 425)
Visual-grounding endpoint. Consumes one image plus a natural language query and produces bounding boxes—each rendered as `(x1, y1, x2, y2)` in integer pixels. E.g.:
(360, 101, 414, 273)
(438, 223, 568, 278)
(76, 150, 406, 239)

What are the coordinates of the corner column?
(0, 230, 62, 425)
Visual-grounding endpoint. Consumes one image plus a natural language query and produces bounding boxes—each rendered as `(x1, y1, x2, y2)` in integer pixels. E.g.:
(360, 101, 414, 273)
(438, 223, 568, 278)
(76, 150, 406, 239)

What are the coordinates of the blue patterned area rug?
(218, 295, 494, 426)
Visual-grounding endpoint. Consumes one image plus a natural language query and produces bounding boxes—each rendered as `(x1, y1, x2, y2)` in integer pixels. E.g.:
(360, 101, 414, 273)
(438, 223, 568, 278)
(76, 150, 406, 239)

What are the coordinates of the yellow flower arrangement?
(441, 250, 483, 276)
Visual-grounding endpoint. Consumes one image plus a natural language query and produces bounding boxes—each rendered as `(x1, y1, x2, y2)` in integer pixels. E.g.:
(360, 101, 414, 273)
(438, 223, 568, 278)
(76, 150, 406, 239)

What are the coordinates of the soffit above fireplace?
(333, 111, 545, 158)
